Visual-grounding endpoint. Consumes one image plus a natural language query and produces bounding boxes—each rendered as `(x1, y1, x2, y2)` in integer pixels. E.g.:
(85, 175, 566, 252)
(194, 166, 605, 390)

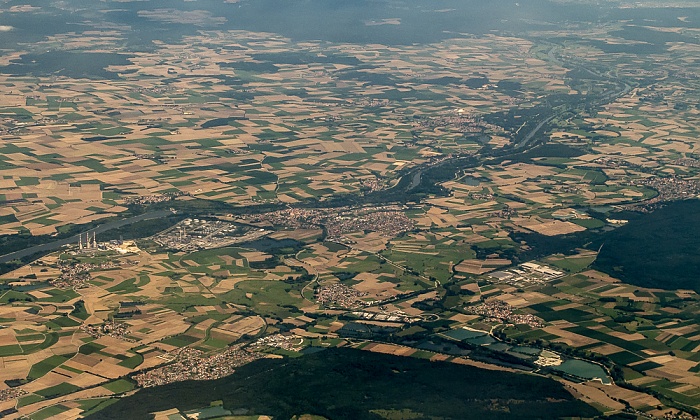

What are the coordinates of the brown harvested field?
(127, 315, 190, 344)
(587, 343, 626, 356)
(596, 286, 637, 300)
(356, 320, 405, 329)
(210, 276, 249, 293)
(352, 272, 401, 298)
(519, 291, 557, 305)
(495, 293, 530, 308)
(270, 228, 323, 241)
(641, 356, 699, 382)
(66, 372, 107, 388)
(580, 270, 621, 284)
(68, 354, 101, 369)
(239, 251, 271, 262)
(430, 354, 451, 362)
(450, 356, 520, 373)
(23, 372, 76, 394)
(0, 356, 31, 380)
(218, 315, 265, 336)
(87, 360, 133, 379)
(562, 381, 626, 412)
(396, 291, 439, 315)
(606, 331, 646, 341)
(139, 351, 171, 370)
(364, 343, 416, 357)
(454, 258, 511, 274)
(590, 381, 662, 409)
(513, 218, 587, 236)
(448, 314, 481, 324)
(542, 327, 600, 347)
(425, 206, 460, 227)
(0, 329, 19, 346)
(153, 409, 184, 420)
(16, 386, 116, 419)
(347, 231, 392, 252)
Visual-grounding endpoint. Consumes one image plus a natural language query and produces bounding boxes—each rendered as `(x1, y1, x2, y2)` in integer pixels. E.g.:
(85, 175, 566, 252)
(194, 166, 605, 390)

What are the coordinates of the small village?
(315, 283, 369, 308)
(133, 346, 262, 388)
(466, 300, 545, 328)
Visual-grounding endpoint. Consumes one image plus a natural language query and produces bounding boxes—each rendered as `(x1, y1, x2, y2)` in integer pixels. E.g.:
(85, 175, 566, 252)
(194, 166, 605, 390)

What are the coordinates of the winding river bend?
(0, 62, 632, 266)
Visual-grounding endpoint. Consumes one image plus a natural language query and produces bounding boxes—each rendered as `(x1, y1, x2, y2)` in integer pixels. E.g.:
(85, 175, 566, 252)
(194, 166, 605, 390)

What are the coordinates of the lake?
(555, 359, 611, 384)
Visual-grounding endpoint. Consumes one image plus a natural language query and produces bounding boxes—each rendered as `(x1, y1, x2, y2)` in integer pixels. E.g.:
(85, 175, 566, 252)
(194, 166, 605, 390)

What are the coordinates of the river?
(0, 210, 174, 264)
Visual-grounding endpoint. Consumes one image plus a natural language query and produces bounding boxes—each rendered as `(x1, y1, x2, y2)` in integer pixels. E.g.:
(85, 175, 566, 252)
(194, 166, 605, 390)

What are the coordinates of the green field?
(35, 382, 81, 398)
(102, 379, 136, 394)
(28, 354, 72, 380)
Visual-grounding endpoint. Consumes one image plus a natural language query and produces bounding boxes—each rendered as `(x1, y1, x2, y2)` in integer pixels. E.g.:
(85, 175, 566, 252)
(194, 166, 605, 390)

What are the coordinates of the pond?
(555, 359, 611, 384)
(443, 327, 489, 341)
(509, 346, 542, 355)
(464, 335, 496, 346)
